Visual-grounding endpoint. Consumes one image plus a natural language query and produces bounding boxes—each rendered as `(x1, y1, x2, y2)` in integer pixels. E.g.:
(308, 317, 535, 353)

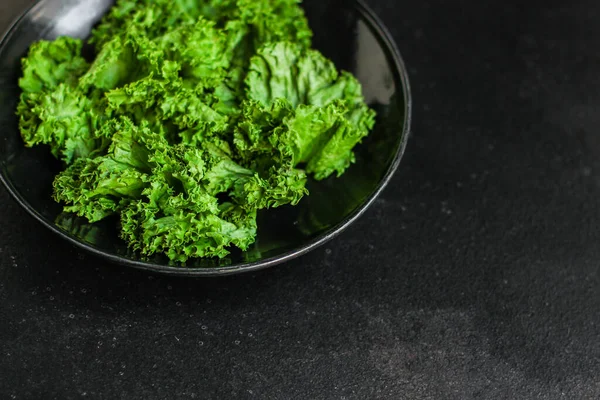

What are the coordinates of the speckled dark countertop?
(1, 0, 599, 399)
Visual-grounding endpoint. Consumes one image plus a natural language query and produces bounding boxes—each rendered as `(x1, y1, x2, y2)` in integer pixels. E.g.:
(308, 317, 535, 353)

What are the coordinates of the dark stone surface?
(1, 0, 599, 399)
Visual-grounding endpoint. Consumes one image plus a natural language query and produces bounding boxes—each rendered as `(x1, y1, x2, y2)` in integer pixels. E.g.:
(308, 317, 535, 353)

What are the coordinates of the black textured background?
(1, 0, 600, 399)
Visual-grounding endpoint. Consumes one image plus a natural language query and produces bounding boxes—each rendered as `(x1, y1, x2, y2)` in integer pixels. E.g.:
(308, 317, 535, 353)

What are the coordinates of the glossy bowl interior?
(0, 0, 411, 276)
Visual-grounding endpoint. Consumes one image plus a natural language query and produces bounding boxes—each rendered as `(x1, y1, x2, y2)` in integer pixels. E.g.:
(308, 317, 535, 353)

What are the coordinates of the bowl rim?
(0, 0, 412, 277)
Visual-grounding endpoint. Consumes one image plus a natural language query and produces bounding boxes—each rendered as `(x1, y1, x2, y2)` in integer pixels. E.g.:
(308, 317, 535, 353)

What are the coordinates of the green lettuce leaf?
(121, 200, 257, 262)
(18, 84, 109, 163)
(19, 37, 89, 93)
(156, 18, 230, 87)
(52, 117, 160, 221)
(245, 42, 337, 108)
(245, 42, 376, 179)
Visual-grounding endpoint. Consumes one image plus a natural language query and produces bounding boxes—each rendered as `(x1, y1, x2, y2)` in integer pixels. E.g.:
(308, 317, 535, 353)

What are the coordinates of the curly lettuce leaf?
(245, 42, 376, 179)
(231, 99, 310, 208)
(53, 156, 147, 222)
(105, 76, 230, 144)
(79, 36, 136, 91)
(16, 37, 102, 163)
(245, 42, 337, 108)
(18, 37, 89, 93)
(225, 0, 312, 68)
(18, 84, 109, 163)
(243, 0, 312, 47)
(304, 106, 374, 179)
(82, 25, 180, 92)
(285, 100, 376, 179)
(157, 18, 230, 87)
(160, 87, 230, 140)
(246, 42, 373, 110)
(90, 0, 239, 50)
(91, 0, 310, 48)
(52, 117, 161, 221)
(121, 201, 257, 262)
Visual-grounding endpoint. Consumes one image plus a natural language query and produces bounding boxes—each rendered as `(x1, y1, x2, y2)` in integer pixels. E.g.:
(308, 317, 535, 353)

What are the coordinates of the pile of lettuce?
(16, 0, 376, 262)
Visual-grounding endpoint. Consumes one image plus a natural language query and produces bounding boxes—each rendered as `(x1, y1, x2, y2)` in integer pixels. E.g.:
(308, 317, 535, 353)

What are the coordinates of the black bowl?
(0, 0, 411, 276)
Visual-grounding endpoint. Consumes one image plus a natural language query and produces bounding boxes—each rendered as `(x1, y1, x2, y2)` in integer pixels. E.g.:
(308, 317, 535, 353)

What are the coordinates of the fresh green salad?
(17, 0, 376, 262)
